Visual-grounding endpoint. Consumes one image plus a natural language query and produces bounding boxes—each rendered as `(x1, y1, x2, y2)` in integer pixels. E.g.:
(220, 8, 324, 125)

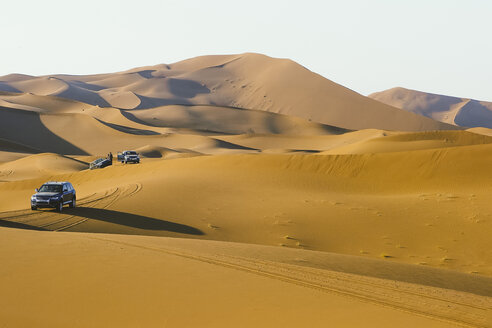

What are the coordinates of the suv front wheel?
(57, 202, 63, 212)
(70, 197, 76, 208)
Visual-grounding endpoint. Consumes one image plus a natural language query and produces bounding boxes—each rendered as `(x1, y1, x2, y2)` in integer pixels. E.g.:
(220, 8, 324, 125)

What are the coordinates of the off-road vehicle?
(90, 157, 112, 169)
(118, 150, 140, 164)
(30, 181, 76, 212)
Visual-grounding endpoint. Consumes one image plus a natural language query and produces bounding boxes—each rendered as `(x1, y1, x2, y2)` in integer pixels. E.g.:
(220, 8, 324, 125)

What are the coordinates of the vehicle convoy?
(90, 157, 112, 170)
(118, 150, 140, 164)
(31, 182, 76, 212)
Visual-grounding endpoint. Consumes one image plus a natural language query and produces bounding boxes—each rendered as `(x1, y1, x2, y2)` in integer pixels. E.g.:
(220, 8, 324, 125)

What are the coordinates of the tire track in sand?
(54, 183, 142, 231)
(0, 184, 142, 231)
(88, 237, 492, 328)
(0, 192, 100, 224)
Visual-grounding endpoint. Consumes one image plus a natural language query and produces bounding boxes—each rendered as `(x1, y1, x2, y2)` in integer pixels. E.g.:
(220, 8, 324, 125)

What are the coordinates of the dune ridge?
(369, 87, 492, 128)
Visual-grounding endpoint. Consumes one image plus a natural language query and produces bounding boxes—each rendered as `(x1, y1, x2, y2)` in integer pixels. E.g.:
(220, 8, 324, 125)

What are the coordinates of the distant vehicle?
(90, 158, 112, 170)
(31, 181, 76, 212)
(118, 150, 140, 164)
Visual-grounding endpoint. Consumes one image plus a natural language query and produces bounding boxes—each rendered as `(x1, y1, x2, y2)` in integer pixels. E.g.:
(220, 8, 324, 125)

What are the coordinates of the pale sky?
(1, 0, 491, 101)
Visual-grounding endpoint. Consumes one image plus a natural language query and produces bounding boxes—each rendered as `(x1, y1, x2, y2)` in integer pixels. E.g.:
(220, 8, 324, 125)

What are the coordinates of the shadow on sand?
(65, 207, 204, 235)
(0, 219, 48, 231)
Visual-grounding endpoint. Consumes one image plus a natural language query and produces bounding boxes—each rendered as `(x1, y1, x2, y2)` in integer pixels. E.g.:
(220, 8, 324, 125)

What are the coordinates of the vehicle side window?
(63, 184, 68, 192)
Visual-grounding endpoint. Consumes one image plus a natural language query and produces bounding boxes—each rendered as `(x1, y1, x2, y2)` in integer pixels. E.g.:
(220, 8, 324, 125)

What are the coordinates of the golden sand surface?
(0, 54, 490, 327)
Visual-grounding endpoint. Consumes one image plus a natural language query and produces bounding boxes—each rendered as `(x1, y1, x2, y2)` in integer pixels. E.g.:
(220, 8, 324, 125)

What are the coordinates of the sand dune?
(0, 91, 93, 113)
(217, 129, 492, 154)
(321, 130, 492, 154)
(1, 146, 491, 276)
(0, 106, 87, 155)
(468, 127, 492, 136)
(134, 145, 201, 159)
(369, 87, 492, 128)
(39, 112, 257, 156)
(0, 104, 262, 159)
(0, 138, 40, 154)
(125, 104, 346, 135)
(99, 90, 141, 109)
(0, 97, 45, 112)
(0, 153, 87, 181)
(0, 98, 478, 163)
(1, 53, 456, 131)
(0, 139, 40, 165)
(0, 103, 487, 163)
(0, 73, 36, 82)
(1, 54, 491, 327)
(9, 76, 69, 95)
(0, 86, 348, 160)
(87, 72, 146, 88)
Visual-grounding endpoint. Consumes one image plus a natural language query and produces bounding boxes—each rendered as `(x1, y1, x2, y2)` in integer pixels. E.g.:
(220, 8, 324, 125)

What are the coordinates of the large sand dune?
(1, 53, 456, 131)
(0, 55, 491, 327)
(369, 87, 492, 128)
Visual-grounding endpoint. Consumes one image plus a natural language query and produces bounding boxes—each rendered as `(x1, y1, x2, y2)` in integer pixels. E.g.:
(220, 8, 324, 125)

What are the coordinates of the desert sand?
(0, 53, 491, 327)
(369, 87, 492, 129)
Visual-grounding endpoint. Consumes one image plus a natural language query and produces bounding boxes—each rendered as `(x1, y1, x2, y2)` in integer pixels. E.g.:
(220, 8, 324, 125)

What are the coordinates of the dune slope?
(0, 53, 455, 131)
(369, 87, 492, 128)
(0, 227, 489, 328)
(1, 145, 491, 277)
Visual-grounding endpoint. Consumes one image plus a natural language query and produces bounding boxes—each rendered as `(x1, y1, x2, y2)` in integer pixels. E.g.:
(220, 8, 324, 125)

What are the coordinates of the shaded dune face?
(454, 100, 492, 128)
(167, 78, 211, 98)
(0, 106, 87, 155)
(369, 87, 492, 129)
(0, 82, 20, 93)
(63, 207, 204, 235)
(119, 105, 348, 135)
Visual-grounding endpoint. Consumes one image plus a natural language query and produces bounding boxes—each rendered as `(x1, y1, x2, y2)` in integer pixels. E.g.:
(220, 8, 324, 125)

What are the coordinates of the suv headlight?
(31, 195, 36, 201)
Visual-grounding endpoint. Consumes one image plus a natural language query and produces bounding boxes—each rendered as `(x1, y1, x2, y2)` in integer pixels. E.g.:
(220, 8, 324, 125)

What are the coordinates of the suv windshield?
(38, 184, 62, 193)
(127, 151, 137, 155)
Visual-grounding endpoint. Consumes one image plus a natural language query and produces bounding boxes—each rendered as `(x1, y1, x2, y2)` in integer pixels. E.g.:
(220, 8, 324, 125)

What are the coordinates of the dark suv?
(90, 158, 112, 170)
(31, 182, 76, 212)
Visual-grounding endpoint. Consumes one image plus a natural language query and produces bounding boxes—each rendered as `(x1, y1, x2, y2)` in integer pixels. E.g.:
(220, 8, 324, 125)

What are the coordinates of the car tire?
(31, 206, 37, 211)
(70, 197, 76, 208)
(57, 202, 63, 212)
